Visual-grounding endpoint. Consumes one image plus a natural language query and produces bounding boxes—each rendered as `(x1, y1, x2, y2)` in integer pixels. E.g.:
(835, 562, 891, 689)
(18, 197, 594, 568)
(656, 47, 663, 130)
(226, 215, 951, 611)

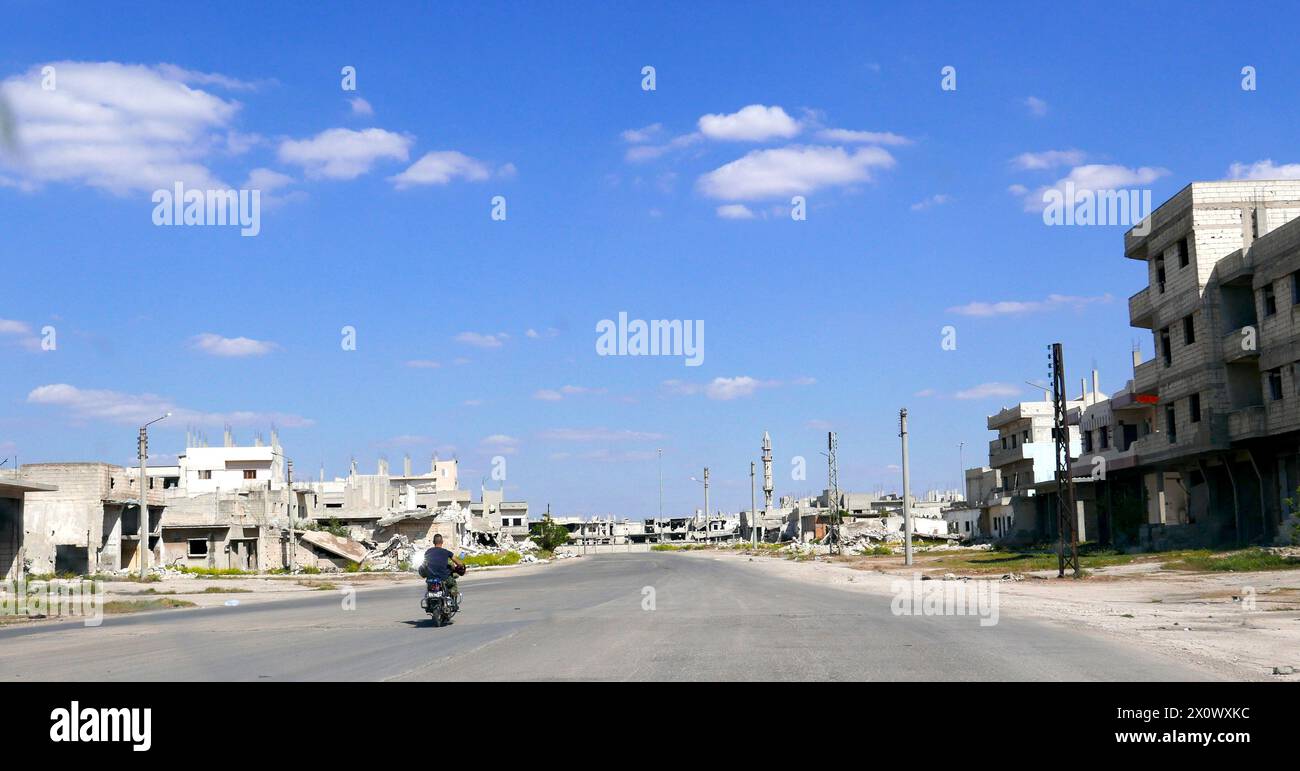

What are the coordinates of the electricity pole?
(137, 412, 171, 579)
(958, 441, 965, 501)
(657, 448, 663, 543)
(750, 461, 757, 547)
(702, 467, 709, 543)
(1050, 342, 1081, 577)
(286, 459, 294, 573)
(900, 408, 913, 566)
(827, 432, 840, 554)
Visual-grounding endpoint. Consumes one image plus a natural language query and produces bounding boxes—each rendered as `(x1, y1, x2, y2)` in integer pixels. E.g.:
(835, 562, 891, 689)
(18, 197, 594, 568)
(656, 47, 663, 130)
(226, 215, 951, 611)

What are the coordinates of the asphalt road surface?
(0, 553, 1214, 681)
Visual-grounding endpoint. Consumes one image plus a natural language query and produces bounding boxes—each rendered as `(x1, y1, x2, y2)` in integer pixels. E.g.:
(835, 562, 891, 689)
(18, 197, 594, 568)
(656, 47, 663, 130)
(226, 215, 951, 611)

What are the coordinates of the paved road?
(0, 554, 1214, 681)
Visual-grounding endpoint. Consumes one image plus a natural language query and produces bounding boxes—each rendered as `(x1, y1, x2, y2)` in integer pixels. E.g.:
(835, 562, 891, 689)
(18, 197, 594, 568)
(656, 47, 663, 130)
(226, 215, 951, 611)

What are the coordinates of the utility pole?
(899, 409, 913, 566)
(1050, 342, 1081, 578)
(702, 467, 709, 543)
(137, 412, 170, 579)
(827, 432, 840, 554)
(750, 461, 757, 547)
(958, 441, 966, 501)
(657, 448, 663, 544)
(286, 459, 294, 573)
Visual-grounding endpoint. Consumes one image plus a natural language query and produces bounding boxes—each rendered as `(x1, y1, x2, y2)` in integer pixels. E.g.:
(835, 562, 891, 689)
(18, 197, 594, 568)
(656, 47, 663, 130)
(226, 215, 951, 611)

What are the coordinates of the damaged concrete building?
(15, 462, 166, 575)
(967, 180, 1300, 549)
(0, 472, 57, 580)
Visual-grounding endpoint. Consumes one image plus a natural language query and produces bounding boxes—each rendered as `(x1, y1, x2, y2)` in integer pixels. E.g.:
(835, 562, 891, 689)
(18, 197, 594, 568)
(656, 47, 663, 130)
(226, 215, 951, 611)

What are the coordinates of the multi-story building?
(1067, 363, 1156, 547)
(979, 397, 1083, 541)
(1126, 180, 1300, 546)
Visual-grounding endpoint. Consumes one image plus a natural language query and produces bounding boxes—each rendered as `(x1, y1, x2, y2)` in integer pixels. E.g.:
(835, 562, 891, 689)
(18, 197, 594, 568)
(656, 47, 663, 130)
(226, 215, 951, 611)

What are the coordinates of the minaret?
(762, 431, 774, 511)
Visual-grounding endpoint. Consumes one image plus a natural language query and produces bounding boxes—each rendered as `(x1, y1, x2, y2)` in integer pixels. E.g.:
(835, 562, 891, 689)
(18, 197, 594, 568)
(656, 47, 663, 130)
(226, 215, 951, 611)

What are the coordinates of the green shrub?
(462, 551, 522, 567)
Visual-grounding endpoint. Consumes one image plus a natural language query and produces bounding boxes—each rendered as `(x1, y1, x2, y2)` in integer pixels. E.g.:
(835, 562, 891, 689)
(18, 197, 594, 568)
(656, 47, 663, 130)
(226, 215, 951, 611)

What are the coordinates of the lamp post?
(900, 408, 913, 567)
(657, 448, 663, 544)
(750, 461, 757, 548)
(689, 468, 709, 542)
(958, 441, 966, 501)
(138, 412, 171, 580)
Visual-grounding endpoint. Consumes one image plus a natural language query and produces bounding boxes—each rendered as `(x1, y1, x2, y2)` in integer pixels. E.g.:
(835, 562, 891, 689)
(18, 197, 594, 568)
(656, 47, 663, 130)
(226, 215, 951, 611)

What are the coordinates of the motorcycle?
(419, 562, 466, 627)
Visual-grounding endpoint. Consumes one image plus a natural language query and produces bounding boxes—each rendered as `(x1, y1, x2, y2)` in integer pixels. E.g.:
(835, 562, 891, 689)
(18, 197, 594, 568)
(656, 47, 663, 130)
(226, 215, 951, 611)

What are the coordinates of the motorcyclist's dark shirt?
(423, 546, 454, 581)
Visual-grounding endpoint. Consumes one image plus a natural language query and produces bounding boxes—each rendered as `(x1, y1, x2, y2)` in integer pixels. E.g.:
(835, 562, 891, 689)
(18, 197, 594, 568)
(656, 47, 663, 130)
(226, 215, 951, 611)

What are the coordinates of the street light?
(689, 467, 709, 542)
(657, 448, 663, 544)
(138, 412, 171, 580)
(750, 461, 757, 548)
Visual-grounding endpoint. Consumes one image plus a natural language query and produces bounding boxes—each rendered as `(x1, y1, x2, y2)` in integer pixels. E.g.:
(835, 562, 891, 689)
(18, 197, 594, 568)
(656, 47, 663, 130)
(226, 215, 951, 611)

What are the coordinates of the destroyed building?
(16, 462, 166, 574)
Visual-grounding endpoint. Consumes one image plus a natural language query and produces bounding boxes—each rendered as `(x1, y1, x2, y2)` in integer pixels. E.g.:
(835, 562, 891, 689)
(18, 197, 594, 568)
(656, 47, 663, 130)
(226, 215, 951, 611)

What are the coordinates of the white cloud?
(190, 333, 277, 357)
(954, 382, 1023, 400)
(349, 97, 374, 116)
(525, 327, 559, 339)
(243, 167, 293, 192)
(910, 194, 951, 211)
(480, 434, 520, 455)
(1227, 159, 1300, 180)
(0, 61, 242, 193)
(698, 105, 800, 141)
(454, 331, 506, 349)
(405, 359, 440, 369)
(538, 427, 665, 442)
(716, 203, 756, 219)
(27, 383, 312, 427)
(389, 150, 492, 188)
(814, 128, 912, 146)
(697, 145, 894, 200)
(947, 293, 1113, 317)
(624, 132, 702, 164)
(242, 167, 302, 208)
(277, 127, 411, 180)
(1023, 96, 1048, 117)
(1011, 149, 1086, 171)
(621, 123, 663, 143)
(1020, 164, 1169, 213)
(0, 318, 40, 351)
(154, 64, 265, 92)
(533, 385, 606, 401)
(662, 375, 811, 400)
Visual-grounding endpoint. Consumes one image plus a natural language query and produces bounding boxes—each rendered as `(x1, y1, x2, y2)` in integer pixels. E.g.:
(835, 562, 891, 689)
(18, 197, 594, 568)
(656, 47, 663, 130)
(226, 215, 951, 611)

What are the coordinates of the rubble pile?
(359, 531, 547, 571)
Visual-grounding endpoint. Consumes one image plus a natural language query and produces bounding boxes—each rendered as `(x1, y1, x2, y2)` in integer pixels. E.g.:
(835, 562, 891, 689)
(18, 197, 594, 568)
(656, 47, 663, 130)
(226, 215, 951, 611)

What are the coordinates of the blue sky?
(2, 1, 1298, 517)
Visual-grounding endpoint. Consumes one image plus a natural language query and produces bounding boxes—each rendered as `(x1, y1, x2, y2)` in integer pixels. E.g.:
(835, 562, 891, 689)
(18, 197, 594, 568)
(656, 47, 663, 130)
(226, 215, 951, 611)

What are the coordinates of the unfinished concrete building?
(1125, 180, 1300, 547)
(0, 473, 57, 580)
(17, 463, 166, 574)
(978, 398, 1083, 541)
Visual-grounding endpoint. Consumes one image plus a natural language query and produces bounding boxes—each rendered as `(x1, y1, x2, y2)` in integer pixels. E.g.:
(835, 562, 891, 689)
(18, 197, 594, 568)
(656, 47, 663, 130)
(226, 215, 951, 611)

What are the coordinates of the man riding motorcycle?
(420, 534, 465, 604)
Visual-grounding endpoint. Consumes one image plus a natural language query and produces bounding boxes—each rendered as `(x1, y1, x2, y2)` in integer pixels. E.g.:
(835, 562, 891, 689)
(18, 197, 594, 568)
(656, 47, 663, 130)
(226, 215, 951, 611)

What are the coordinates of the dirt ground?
(690, 548, 1300, 682)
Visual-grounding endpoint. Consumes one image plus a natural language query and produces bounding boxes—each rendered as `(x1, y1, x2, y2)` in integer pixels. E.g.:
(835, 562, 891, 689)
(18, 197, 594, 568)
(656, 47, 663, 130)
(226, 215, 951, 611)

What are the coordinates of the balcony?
(1129, 287, 1154, 329)
(1222, 328, 1259, 363)
(1228, 404, 1267, 440)
(987, 438, 1031, 468)
(1133, 358, 1160, 395)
